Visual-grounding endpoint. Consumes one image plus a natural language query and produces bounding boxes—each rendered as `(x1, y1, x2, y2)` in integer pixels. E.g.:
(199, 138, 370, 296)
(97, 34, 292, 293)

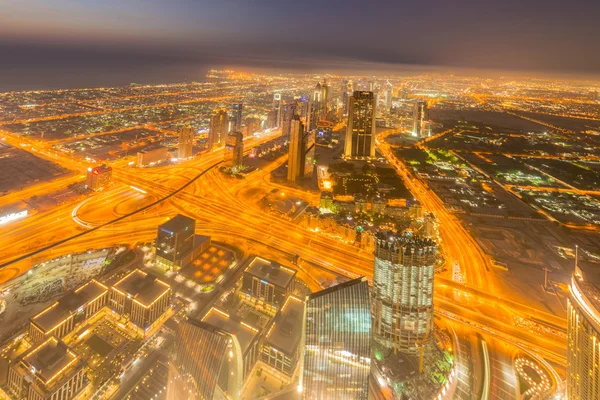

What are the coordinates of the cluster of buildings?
(4, 268, 172, 400)
(301, 232, 442, 399)
(302, 193, 436, 251)
(165, 256, 303, 400)
(162, 227, 443, 400)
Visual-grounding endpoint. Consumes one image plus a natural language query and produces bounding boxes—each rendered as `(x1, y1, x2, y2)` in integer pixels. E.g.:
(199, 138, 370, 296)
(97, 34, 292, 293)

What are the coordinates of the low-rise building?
(240, 257, 296, 315)
(85, 165, 112, 191)
(8, 337, 87, 400)
(109, 269, 171, 333)
(261, 296, 304, 379)
(137, 146, 168, 167)
(29, 280, 108, 343)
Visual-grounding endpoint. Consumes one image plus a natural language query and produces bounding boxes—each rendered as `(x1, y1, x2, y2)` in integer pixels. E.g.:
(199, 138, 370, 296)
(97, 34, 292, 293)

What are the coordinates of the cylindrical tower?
(372, 231, 437, 355)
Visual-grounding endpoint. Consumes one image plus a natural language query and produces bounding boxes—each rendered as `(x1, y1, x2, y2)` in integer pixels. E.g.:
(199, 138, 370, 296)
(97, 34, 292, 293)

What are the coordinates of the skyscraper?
(280, 101, 297, 137)
(384, 83, 393, 111)
(301, 277, 372, 400)
(273, 93, 282, 127)
(287, 115, 306, 184)
(344, 91, 377, 159)
(225, 131, 244, 171)
(167, 319, 242, 400)
(412, 99, 430, 138)
(320, 79, 329, 117)
(372, 232, 437, 355)
(178, 125, 194, 160)
(567, 271, 600, 400)
(231, 103, 243, 132)
(209, 107, 229, 147)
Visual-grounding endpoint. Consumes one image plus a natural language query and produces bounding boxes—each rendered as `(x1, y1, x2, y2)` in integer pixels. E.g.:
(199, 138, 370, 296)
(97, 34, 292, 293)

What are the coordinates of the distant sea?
(0, 64, 210, 93)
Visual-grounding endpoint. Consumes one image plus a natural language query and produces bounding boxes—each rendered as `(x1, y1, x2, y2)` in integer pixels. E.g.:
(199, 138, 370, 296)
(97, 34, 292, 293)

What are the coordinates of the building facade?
(225, 131, 244, 171)
(568, 272, 600, 400)
(261, 296, 304, 379)
(209, 107, 229, 147)
(240, 257, 296, 315)
(178, 125, 194, 160)
(8, 337, 87, 400)
(109, 269, 171, 332)
(155, 214, 196, 270)
(167, 319, 242, 400)
(412, 99, 430, 138)
(231, 103, 243, 132)
(86, 165, 112, 191)
(287, 115, 306, 184)
(29, 280, 108, 343)
(301, 277, 372, 400)
(344, 91, 377, 159)
(372, 232, 437, 355)
(202, 308, 260, 380)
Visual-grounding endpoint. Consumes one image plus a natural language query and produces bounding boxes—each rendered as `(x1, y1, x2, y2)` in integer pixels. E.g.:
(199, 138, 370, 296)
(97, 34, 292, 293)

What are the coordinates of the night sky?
(2, 0, 599, 90)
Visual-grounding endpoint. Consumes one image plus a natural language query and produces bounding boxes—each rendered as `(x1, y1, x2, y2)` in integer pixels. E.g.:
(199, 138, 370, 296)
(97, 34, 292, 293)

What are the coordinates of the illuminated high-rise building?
(178, 125, 194, 159)
(287, 115, 306, 184)
(301, 277, 371, 400)
(225, 131, 244, 171)
(209, 107, 229, 147)
(280, 101, 297, 137)
(568, 271, 600, 400)
(412, 99, 430, 138)
(320, 79, 329, 117)
(231, 103, 243, 132)
(167, 319, 242, 400)
(384, 83, 393, 111)
(372, 232, 437, 355)
(344, 91, 377, 159)
(156, 214, 196, 270)
(273, 93, 282, 127)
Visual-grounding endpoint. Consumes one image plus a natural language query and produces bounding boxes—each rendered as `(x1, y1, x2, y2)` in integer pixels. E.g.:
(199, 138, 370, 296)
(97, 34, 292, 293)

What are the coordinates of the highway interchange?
(0, 121, 568, 399)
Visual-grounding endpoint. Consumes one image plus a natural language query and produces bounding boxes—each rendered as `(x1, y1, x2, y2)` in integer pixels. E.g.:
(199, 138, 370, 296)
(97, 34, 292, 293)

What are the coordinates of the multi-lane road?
(0, 126, 568, 396)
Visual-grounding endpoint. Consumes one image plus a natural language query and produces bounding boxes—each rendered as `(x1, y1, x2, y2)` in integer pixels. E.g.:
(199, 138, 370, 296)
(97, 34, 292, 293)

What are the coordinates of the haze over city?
(0, 1, 599, 400)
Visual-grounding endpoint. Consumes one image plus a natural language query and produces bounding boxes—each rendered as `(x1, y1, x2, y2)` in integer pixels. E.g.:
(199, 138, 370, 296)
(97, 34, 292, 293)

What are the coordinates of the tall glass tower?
(344, 91, 376, 159)
(167, 319, 242, 400)
(412, 99, 430, 138)
(301, 277, 372, 400)
(372, 231, 437, 355)
(568, 272, 600, 400)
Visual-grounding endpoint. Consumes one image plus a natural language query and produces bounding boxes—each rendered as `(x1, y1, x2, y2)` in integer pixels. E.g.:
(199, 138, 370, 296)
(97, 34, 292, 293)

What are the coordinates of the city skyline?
(0, 1, 599, 399)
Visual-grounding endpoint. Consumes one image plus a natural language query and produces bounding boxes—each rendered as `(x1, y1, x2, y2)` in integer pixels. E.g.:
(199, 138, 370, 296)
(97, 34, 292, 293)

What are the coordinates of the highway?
(0, 125, 568, 396)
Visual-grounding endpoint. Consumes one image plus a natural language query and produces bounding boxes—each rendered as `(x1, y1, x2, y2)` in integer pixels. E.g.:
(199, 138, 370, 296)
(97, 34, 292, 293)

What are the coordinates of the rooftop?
(159, 214, 195, 235)
(201, 307, 259, 356)
(32, 279, 108, 333)
(375, 230, 437, 251)
(113, 269, 170, 306)
(20, 337, 82, 387)
(245, 257, 296, 289)
(179, 243, 233, 284)
(307, 276, 369, 301)
(264, 296, 304, 356)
